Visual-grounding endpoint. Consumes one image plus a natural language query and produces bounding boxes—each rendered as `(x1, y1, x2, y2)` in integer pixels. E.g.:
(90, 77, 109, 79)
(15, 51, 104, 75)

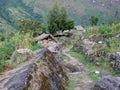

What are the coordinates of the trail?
(63, 46, 94, 90)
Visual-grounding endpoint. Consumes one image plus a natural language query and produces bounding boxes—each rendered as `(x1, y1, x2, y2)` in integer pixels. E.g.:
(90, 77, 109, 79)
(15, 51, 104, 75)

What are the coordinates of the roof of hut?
(35, 33, 58, 42)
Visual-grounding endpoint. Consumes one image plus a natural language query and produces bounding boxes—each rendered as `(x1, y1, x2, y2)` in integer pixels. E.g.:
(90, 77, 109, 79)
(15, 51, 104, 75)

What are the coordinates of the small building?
(75, 25, 86, 32)
(35, 33, 58, 47)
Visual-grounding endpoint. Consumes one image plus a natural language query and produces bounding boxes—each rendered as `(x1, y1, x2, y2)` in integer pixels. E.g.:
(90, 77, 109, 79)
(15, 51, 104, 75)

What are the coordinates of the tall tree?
(47, 2, 74, 35)
(47, 2, 60, 35)
(66, 19, 74, 30)
(60, 6, 67, 32)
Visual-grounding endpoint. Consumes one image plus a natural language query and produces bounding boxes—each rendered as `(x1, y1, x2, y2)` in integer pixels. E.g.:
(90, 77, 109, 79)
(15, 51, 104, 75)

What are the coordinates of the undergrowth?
(0, 32, 42, 72)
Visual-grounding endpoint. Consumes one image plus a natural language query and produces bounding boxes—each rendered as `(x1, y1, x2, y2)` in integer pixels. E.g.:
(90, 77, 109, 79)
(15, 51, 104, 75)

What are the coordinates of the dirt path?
(63, 46, 94, 90)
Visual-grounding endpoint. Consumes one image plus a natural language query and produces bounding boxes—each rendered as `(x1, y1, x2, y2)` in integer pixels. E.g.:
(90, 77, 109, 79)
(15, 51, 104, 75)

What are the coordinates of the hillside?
(0, 0, 42, 34)
(0, 22, 120, 89)
(0, 1, 120, 89)
(23, 0, 120, 25)
(0, 0, 120, 33)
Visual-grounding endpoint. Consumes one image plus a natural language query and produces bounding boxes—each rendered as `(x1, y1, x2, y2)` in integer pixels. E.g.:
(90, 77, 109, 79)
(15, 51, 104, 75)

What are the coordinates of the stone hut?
(35, 33, 58, 47)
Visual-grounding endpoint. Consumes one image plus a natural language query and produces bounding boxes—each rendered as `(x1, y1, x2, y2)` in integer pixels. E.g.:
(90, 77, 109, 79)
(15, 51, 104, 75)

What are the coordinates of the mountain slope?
(24, 0, 120, 26)
(0, 0, 120, 34)
(0, 0, 42, 34)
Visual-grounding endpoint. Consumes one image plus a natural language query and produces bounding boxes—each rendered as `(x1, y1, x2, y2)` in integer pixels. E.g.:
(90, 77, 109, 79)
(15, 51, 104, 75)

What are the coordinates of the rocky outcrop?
(93, 76, 120, 90)
(72, 36, 106, 64)
(0, 48, 68, 90)
(10, 49, 34, 65)
(109, 52, 120, 70)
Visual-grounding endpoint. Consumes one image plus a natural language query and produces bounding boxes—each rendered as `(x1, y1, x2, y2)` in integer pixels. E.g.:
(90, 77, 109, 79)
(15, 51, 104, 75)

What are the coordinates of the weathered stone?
(93, 76, 120, 90)
(0, 48, 68, 90)
(64, 63, 80, 72)
(10, 49, 34, 65)
(109, 52, 120, 70)
(101, 70, 110, 77)
(17, 48, 34, 55)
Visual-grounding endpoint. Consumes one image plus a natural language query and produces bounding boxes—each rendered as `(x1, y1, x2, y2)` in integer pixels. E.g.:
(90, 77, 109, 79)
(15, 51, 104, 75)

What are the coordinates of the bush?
(106, 38, 120, 53)
(65, 19, 74, 30)
(89, 16, 99, 26)
(0, 34, 5, 41)
(30, 43, 42, 51)
(99, 25, 113, 37)
(0, 41, 15, 72)
(11, 32, 34, 48)
(16, 20, 45, 36)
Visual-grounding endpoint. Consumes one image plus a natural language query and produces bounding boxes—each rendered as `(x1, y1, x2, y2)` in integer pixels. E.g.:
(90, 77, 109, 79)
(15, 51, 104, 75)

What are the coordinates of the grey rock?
(109, 52, 120, 70)
(93, 76, 120, 90)
(0, 48, 68, 90)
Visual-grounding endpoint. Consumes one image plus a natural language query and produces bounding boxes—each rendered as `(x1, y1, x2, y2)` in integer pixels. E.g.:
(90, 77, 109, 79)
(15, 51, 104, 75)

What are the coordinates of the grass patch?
(69, 50, 120, 81)
(69, 50, 106, 82)
(67, 78, 74, 90)
(84, 23, 120, 37)
(106, 38, 120, 53)
(0, 41, 15, 72)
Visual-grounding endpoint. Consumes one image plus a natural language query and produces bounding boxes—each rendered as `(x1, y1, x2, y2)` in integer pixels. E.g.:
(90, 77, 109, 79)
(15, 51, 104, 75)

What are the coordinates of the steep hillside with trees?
(0, 0, 120, 34)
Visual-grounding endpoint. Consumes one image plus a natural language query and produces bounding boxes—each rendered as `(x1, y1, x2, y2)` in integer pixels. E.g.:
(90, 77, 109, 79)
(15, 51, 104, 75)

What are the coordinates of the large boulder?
(93, 76, 120, 90)
(0, 48, 68, 90)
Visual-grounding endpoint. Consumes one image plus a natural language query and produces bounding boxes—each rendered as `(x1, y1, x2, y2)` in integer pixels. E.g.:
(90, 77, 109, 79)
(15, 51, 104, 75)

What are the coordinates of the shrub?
(99, 25, 113, 37)
(0, 41, 15, 72)
(16, 19, 45, 36)
(30, 43, 42, 51)
(106, 38, 120, 53)
(11, 32, 34, 48)
(65, 19, 74, 30)
(89, 16, 99, 26)
(0, 34, 5, 41)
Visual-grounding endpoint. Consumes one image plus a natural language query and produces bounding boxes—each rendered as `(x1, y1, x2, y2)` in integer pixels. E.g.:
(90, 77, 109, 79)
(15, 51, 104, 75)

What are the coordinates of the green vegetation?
(0, 41, 15, 72)
(16, 19, 46, 36)
(0, 31, 42, 72)
(11, 32, 34, 48)
(69, 50, 101, 82)
(47, 2, 60, 35)
(0, 0, 120, 34)
(106, 38, 120, 53)
(0, 2, 75, 73)
(69, 51, 102, 82)
(0, 1, 120, 88)
(67, 78, 74, 90)
(0, 0, 42, 34)
(84, 23, 120, 37)
(84, 23, 120, 54)
(69, 22, 120, 82)
(89, 16, 99, 26)
(47, 2, 74, 35)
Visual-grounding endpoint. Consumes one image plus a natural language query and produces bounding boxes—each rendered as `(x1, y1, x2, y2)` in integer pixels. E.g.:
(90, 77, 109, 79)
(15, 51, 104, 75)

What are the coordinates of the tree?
(47, 2, 60, 35)
(66, 19, 74, 30)
(89, 16, 99, 26)
(60, 6, 67, 32)
(47, 3, 74, 35)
